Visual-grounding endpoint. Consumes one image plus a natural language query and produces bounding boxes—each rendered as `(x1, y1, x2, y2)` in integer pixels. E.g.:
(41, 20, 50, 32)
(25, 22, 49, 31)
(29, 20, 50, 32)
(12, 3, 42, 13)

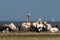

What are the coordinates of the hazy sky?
(0, 0, 60, 21)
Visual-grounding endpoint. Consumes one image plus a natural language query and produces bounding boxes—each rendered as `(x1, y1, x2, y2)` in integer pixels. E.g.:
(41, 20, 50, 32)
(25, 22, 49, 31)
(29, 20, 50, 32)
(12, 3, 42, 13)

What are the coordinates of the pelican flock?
(0, 13, 59, 33)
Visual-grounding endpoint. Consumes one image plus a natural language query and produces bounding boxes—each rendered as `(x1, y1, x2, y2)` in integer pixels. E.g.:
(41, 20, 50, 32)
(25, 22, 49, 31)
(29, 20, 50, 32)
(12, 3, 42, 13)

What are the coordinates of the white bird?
(22, 13, 31, 29)
(4, 22, 18, 31)
(44, 21, 59, 32)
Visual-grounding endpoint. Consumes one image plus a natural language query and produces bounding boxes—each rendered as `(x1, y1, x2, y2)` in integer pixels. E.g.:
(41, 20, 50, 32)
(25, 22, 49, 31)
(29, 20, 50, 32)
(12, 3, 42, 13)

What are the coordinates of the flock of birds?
(0, 13, 59, 33)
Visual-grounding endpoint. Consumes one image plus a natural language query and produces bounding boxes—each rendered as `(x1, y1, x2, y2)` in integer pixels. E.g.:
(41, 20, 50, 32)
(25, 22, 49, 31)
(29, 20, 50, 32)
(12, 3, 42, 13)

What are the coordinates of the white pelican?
(22, 13, 31, 30)
(44, 21, 59, 32)
(4, 22, 18, 31)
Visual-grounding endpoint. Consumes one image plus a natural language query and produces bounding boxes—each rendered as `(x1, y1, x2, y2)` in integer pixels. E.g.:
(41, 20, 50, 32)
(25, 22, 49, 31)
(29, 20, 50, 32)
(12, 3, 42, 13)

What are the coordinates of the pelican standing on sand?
(32, 18, 44, 32)
(36, 18, 44, 32)
(22, 13, 31, 31)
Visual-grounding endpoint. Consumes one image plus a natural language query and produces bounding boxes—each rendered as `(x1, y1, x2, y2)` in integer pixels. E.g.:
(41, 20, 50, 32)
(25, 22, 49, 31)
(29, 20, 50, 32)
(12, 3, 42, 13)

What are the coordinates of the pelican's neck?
(27, 13, 30, 23)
